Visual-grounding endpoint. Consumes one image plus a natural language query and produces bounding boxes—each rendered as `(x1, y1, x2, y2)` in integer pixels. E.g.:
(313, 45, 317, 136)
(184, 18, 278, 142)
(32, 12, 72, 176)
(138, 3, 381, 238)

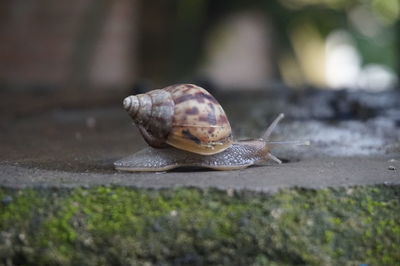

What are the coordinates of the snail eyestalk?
(262, 113, 284, 140)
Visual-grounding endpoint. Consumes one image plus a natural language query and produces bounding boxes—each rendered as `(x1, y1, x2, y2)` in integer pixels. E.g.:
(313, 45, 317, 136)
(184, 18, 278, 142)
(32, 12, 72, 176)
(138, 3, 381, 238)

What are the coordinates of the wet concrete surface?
(0, 89, 399, 191)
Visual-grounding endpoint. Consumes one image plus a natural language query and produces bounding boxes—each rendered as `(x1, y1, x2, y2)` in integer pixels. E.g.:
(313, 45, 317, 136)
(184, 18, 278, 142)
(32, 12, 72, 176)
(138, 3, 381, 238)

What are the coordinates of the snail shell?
(123, 84, 232, 155)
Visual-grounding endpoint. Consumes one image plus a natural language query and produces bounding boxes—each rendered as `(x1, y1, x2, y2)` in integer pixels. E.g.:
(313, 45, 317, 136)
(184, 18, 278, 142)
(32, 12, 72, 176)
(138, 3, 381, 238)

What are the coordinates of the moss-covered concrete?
(1, 185, 399, 265)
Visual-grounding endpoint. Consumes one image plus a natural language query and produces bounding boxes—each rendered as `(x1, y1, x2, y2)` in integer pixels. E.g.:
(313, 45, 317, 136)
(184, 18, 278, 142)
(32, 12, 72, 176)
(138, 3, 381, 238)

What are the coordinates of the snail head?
(260, 113, 310, 164)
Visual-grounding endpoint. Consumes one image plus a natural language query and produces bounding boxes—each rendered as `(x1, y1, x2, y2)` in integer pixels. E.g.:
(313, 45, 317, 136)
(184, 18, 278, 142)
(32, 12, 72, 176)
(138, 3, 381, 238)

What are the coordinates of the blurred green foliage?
(168, 0, 398, 81)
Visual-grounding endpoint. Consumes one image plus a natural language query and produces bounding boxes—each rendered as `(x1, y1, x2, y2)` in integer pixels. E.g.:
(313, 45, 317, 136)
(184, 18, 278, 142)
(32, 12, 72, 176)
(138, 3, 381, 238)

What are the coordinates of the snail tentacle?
(267, 152, 282, 164)
(261, 113, 285, 140)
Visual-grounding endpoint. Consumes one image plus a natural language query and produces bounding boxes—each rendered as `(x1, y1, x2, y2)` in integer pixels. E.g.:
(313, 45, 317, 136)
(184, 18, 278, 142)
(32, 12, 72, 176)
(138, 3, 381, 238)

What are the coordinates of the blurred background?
(0, 0, 398, 94)
(0, 0, 399, 176)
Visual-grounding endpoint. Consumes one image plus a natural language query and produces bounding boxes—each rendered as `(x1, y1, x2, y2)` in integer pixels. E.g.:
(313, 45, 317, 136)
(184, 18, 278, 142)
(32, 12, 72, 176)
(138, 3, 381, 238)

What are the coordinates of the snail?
(114, 84, 309, 172)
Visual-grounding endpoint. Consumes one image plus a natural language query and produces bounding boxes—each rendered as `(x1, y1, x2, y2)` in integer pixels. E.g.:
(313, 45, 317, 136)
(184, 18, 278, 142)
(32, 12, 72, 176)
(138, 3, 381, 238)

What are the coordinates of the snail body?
(116, 84, 308, 172)
(114, 140, 270, 171)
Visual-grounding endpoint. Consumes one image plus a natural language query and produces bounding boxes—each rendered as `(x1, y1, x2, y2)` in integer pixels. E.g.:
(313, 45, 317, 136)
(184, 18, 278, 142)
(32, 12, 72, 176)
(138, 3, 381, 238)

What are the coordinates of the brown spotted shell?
(123, 84, 233, 155)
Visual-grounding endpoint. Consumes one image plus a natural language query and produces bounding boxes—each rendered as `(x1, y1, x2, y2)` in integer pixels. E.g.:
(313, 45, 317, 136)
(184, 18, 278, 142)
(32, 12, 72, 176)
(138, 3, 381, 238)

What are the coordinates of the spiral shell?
(123, 84, 233, 155)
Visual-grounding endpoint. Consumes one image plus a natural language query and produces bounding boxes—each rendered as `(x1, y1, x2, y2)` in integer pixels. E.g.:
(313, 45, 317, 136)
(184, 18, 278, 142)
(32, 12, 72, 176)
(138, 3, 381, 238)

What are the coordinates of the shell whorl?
(123, 96, 139, 117)
(123, 94, 149, 122)
(123, 89, 174, 147)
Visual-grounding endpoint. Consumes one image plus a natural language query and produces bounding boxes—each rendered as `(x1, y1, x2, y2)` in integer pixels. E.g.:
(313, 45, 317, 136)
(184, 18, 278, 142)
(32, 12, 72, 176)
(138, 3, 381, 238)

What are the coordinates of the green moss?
(0, 185, 399, 265)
